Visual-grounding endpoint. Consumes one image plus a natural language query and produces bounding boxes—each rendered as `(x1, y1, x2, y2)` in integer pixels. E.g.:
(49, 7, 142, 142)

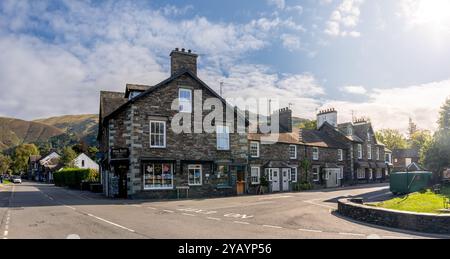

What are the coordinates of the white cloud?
(325, 0, 364, 37)
(324, 80, 450, 132)
(341, 85, 367, 95)
(397, 0, 450, 34)
(280, 34, 302, 51)
(0, 0, 309, 120)
(199, 65, 325, 118)
(267, 0, 286, 10)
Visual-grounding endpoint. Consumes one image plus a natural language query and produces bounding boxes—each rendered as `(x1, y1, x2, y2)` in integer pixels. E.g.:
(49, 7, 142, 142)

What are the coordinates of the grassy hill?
(34, 114, 99, 146)
(0, 117, 65, 151)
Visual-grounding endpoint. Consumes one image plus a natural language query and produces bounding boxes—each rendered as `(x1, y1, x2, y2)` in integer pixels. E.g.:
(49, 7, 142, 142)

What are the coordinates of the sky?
(1, 0, 450, 133)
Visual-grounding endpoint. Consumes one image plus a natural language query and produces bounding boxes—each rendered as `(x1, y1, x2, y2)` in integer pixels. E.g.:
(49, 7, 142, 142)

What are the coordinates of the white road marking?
(259, 195, 293, 200)
(207, 217, 221, 221)
(64, 205, 76, 210)
(131, 205, 142, 208)
(3, 231, 8, 237)
(298, 228, 323, 233)
(233, 221, 250, 225)
(146, 207, 157, 210)
(339, 232, 366, 237)
(163, 210, 174, 213)
(86, 213, 135, 233)
(263, 225, 283, 229)
(182, 213, 196, 217)
(66, 234, 81, 239)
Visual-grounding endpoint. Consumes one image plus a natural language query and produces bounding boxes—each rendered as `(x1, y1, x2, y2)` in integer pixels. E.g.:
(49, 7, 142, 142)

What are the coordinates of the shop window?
(143, 163, 173, 190)
(188, 165, 202, 186)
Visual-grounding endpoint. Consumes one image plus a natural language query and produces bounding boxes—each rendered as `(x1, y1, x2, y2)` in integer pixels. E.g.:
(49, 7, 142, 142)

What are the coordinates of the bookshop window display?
(143, 163, 174, 190)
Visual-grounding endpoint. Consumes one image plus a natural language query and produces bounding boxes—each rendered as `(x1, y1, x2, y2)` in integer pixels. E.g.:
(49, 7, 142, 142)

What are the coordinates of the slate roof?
(299, 128, 347, 148)
(248, 128, 301, 145)
(125, 84, 152, 98)
(99, 91, 128, 122)
(103, 69, 246, 124)
(29, 155, 42, 162)
(392, 148, 420, 158)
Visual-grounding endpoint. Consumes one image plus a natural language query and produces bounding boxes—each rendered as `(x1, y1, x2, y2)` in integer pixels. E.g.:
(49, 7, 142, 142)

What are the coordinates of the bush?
(54, 168, 99, 188)
(295, 182, 313, 191)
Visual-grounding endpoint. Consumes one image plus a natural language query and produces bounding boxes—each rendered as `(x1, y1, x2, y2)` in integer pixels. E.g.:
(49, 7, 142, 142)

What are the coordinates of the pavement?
(0, 181, 448, 239)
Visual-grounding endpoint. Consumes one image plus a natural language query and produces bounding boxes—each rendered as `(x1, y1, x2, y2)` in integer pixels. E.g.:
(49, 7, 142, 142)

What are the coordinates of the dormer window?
(347, 126, 353, 136)
(367, 131, 371, 142)
(129, 91, 141, 100)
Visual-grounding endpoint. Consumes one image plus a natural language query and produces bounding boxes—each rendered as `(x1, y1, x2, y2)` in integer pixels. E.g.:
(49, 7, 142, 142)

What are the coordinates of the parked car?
(12, 176, 22, 184)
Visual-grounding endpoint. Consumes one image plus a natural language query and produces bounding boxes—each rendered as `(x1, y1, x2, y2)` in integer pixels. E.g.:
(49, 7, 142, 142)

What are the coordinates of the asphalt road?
(0, 181, 447, 239)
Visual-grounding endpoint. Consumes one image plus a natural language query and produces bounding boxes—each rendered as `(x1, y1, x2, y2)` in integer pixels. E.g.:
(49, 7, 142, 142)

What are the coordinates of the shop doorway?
(114, 164, 128, 199)
(236, 166, 246, 195)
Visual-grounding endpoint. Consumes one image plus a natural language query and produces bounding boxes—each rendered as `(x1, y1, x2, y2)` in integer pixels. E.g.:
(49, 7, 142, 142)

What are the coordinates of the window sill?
(143, 187, 174, 191)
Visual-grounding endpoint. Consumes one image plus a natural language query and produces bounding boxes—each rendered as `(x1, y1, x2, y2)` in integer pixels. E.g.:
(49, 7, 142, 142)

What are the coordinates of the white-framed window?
(265, 168, 273, 181)
(405, 158, 412, 167)
(289, 145, 297, 159)
(367, 144, 372, 160)
(250, 142, 260, 158)
(216, 125, 230, 150)
(394, 158, 398, 163)
(357, 168, 365, 179)
(312, 166, 320, 182)
(357, 144, 362, 159)
(376, 168, 382, 179)
(290, 167, 297, 183)
(188, 165, 202, 186)
(179, 88, 192, 113)
(385, 153, 392, 163)
(338, 166, 344, 180)
(312, 147, 319, 160)
(150, 121, 166, 148)
(369, 169, 373, 180)
(376, 147, 380, 161)
(251, 167, 260, 185)
(143, 163, 173, 190)
(338, 149, 343, 161)
(347, 126, 353, 136)
(367, 132, 371, 142)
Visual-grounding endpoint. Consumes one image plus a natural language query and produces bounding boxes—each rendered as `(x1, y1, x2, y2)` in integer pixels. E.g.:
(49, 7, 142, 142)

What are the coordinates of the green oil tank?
(390, 171, 433, 195)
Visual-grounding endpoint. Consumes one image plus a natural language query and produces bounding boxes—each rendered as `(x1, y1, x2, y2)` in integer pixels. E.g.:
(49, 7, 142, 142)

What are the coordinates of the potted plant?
(258, 175, 269, 194)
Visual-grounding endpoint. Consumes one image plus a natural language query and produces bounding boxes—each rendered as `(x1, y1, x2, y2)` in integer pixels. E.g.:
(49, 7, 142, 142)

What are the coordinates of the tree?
(61, 147, 77, 168)
(0, 153, 12, 174)
(12, 144, 39, 175)
(438, 98, 450, 131)
(410, 130, 432, 151)
(375, 129, 408, 151)
(422, 98, 450, 178)
(298, 120, 317, 130)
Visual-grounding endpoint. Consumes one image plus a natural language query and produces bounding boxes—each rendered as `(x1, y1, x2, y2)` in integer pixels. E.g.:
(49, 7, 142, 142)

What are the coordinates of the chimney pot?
(175, 48, 179, 51)
(188, 49, 192, 53)
(182, 48, 185, 52)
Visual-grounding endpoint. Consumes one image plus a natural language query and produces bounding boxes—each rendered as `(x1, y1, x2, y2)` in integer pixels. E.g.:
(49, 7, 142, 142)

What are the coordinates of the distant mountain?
(0, 117, 65, 151)
(34, 114, 99, 146)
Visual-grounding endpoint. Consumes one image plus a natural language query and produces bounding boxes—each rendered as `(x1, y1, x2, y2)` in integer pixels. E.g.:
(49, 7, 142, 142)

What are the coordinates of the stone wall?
(338, 198, 450, 235)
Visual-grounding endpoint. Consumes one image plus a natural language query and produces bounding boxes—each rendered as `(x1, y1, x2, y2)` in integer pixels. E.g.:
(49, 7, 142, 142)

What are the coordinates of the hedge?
(54, 168, 99, 188)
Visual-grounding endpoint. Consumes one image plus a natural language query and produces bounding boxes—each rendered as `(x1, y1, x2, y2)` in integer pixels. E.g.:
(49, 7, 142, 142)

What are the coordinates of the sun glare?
(414, 0, 450, 28)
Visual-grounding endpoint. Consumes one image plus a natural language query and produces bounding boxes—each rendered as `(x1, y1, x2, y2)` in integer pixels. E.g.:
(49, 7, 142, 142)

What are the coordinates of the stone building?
(98, 48, 249, 199)
(392, 148, 420, 172)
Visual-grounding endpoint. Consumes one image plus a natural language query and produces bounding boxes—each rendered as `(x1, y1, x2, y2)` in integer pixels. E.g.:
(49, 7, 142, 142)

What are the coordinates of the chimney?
(170, 48, 198, 76)
(273, 107, 293, 133)
(316, 108, 337, 129)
